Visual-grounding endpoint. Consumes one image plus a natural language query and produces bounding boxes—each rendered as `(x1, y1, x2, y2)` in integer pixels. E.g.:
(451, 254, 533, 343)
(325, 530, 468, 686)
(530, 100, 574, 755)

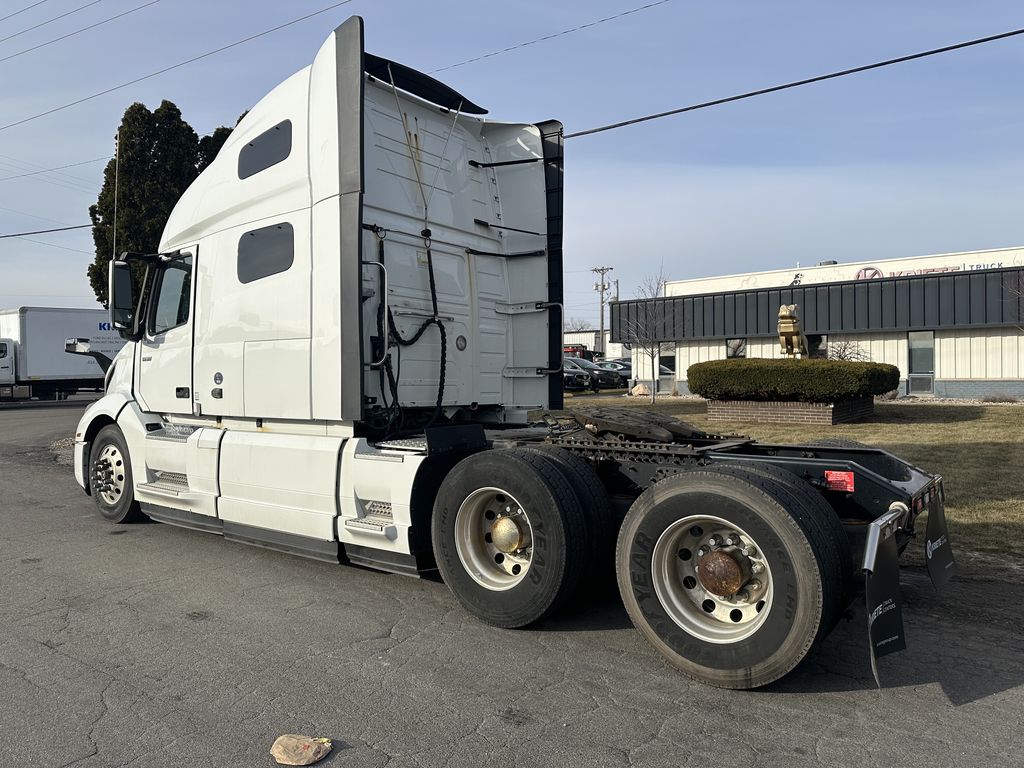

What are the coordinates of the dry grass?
(566, 396, 1024, 562)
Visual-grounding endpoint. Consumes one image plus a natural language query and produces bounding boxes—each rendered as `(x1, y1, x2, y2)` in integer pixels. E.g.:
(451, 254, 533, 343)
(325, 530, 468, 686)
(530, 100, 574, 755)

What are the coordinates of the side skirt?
(223, 521, 340, 564)
(344, 543, 426, 577)
(141, 503, 224, 534)
(140, 502, 426, 575)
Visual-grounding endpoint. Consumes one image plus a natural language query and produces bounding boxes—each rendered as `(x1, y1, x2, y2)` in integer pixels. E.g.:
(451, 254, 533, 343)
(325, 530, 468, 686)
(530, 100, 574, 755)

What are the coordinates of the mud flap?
(862, 508, 907, 687)
(925, 487, 956, 589)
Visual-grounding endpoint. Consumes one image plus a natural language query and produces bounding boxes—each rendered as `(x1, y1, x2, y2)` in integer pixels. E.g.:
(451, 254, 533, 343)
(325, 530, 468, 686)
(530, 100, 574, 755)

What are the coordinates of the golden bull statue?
(778, 304, 809, 358)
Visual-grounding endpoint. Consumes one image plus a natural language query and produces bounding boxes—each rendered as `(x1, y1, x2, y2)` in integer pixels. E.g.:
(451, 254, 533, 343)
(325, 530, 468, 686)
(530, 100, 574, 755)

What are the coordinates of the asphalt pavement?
(1, 405, 1022, 767)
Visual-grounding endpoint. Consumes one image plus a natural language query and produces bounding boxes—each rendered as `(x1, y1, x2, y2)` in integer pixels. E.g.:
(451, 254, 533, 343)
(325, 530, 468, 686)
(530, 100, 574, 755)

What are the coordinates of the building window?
(726, 338, 746, 358)
(807, 334, 828, 359)
(238, 222, 295, 284)
(237, 120, 292, 179)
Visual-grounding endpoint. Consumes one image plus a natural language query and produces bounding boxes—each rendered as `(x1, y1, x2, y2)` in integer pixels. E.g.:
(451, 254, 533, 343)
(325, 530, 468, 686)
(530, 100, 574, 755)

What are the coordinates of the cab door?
(136, 248, 196, 415)
(0, 341, 13, 384)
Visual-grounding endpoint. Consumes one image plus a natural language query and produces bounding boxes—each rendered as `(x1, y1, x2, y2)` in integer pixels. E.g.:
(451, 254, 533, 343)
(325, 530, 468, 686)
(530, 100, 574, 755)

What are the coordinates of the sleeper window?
(238, 222, 294, 284)
(237, 120, 292, 179)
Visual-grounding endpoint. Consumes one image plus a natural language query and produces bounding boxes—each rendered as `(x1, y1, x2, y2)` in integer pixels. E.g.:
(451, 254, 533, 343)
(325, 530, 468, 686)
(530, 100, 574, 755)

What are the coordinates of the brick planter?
(706, 397, 874, 425)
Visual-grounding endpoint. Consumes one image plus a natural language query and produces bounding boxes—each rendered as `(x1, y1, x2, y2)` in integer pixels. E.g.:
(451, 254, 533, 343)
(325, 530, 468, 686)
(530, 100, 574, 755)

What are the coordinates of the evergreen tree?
(197, 126, 232, 173)
(87, 101, 234, 305)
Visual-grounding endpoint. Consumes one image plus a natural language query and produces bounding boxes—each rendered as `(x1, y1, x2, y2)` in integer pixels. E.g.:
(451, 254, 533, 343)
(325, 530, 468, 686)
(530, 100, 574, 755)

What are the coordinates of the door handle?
(175, 387, 190, 398)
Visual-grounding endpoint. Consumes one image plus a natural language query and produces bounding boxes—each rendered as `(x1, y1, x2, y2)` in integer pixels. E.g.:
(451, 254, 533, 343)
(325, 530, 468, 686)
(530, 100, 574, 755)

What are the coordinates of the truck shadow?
(538, 586, 634, 632)
(769, 568, 1024, 705)
(539, 566, 1024, 705)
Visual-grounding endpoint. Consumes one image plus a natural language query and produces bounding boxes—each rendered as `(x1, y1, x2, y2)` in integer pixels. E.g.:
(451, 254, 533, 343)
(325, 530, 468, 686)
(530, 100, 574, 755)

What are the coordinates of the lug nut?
(736, 589, 750, 602)
(751, 562, 764, 575)
(747, 580, 762, 592)
(708, 535, 721, 548)
(743, 545, 758, 558)
(726, 534, 741, 546)
(697, 546, 708, 558)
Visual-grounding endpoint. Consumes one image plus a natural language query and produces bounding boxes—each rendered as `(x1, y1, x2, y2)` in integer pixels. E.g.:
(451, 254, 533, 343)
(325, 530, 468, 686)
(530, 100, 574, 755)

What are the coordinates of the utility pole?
(592, 266, 614, 356)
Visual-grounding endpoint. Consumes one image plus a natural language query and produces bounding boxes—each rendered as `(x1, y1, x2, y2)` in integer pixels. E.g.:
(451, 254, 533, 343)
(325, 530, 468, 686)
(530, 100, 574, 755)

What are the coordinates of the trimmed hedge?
(687, 358, 900, 403)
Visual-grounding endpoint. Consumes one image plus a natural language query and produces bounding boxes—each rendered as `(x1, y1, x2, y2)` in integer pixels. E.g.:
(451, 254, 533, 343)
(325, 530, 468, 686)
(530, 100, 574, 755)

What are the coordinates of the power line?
(0, 1, 54, 25)
(565, 25, 1024, 139)
(0, 224, 92, 239)
(0, 157, 108, 183)
(0, 0, 160, 64)
(430, 0, 671, 73)
(0, 157, 100, 194)
(0, 0, 356, 134)
(0, 0, 106, 45)
(0, 204, 70, 227)
(10, 236, 92, 254)
(0, 152, 107, 186)
(0, 160, 96, 195)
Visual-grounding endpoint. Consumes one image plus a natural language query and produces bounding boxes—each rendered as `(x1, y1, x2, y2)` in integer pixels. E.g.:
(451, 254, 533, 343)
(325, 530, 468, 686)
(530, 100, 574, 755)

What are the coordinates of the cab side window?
(150, 255, 193, 335)
(0, 342, 7, 359)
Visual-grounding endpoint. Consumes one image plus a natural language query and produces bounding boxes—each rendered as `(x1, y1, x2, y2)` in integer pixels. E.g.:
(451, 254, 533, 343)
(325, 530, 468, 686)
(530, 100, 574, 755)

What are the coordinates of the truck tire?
(616, 466, 845, 689)
(432, 449, 588, 628)
(88, 425, 145, 524)
(517, 444, 615, 570)
(706, 461, 852, 638)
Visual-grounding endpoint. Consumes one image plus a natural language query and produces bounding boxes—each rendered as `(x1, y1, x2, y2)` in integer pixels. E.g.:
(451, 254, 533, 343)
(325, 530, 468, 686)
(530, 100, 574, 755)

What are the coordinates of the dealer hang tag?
(925, 492, 956, 590)
(865, 528, 906, 688)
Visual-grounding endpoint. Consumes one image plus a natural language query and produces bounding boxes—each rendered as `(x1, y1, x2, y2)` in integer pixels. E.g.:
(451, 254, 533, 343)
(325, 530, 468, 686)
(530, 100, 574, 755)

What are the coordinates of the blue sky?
(1, 0, 1023, 324)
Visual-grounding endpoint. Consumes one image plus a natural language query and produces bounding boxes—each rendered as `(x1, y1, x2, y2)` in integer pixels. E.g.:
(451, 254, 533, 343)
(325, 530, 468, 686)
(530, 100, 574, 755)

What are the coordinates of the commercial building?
(610, 246, 1024, 398)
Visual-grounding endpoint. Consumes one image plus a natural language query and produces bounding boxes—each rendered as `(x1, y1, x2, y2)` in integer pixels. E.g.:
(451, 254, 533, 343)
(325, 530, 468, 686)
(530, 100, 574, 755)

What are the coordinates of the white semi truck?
(73, 17, 954, 688)
(0, 307, 124, 400)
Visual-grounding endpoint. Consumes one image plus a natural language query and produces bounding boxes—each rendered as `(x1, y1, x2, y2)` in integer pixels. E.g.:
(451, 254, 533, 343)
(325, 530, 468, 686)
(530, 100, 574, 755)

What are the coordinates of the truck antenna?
(112, 127, 120, 260)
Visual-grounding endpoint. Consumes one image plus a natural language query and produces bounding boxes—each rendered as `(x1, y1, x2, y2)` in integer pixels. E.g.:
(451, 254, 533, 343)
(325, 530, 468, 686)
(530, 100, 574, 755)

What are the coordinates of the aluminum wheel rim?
(91, 444, 126, 506)
(454, 487, 533, 591)
(651, 514, 773, 644)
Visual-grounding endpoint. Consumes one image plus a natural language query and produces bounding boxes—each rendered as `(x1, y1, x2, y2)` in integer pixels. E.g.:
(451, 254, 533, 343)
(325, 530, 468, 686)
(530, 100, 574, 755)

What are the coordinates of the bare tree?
(622, 268, 669, 404)
(1011, 271, 1024, 333)
(563, 317, 593, 332)
(828, 339, 871, 362)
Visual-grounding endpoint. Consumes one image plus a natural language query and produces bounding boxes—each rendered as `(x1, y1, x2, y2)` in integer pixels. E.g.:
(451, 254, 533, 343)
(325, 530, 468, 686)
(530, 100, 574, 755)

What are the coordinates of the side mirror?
(108, 260, 137, 336)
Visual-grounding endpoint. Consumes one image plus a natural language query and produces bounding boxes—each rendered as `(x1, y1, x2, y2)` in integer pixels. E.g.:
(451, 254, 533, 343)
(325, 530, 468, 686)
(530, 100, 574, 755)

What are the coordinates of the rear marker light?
(824, 470, 855, 493)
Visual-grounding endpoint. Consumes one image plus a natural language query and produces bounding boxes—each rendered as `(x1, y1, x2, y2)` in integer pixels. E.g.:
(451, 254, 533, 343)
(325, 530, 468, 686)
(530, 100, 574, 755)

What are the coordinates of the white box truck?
(0, 307, 124, 400)
(71, 16, 954, 688)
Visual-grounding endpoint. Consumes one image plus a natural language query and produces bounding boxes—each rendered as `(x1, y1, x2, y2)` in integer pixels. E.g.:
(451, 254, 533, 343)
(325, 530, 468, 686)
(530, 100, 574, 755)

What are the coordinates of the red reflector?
(824, 470, 855, 492)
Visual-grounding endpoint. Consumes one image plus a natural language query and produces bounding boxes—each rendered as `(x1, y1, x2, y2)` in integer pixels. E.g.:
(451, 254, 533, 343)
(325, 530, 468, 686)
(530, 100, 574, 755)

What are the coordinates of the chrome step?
(374, 437, 427, 452)
(343, 515, 397, 539)
(138, 471, 190, 496)
(144, 426, 194, 443)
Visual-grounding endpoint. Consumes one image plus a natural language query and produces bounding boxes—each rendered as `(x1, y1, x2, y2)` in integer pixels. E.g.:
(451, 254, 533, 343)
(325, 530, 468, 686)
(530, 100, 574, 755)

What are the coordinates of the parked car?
(598, 360, 632, 378)
(564, 356, 624, 390)
(562, 369, 591, 391)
